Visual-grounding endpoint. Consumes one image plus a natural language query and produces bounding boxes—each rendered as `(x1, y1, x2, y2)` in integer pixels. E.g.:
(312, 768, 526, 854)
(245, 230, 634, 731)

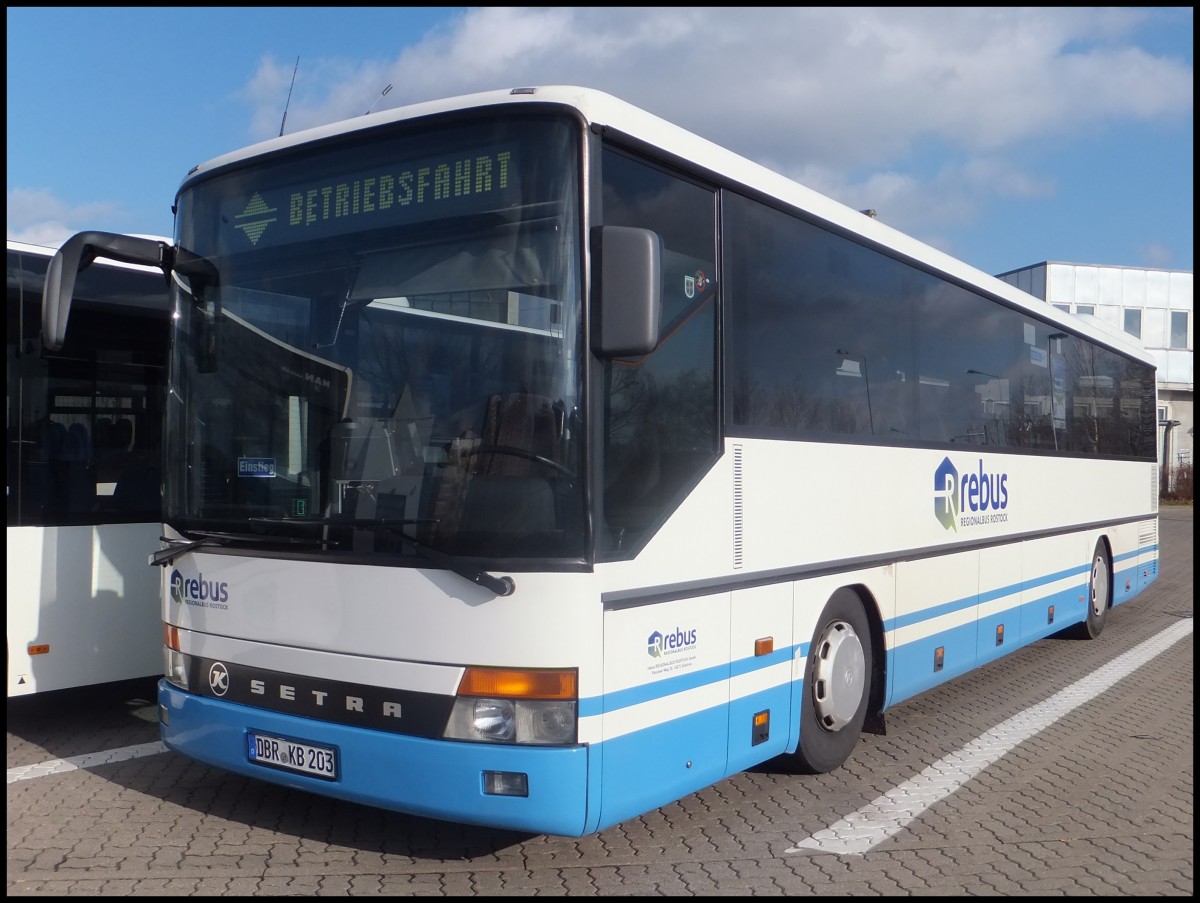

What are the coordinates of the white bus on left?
(7, 238, 169, 696)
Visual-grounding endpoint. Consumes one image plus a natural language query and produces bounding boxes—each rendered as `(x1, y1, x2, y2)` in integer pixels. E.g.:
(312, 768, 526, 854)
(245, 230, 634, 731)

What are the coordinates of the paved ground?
(7, 506, 1193, 895)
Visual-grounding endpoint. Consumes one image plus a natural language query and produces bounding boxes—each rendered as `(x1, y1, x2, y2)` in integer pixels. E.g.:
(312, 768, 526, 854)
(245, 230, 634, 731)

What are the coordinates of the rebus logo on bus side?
(647, 627, 698, 658)
(933, 456, 1010, 532)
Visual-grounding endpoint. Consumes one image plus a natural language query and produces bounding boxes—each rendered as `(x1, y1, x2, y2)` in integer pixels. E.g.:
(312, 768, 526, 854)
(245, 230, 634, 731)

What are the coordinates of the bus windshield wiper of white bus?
(150, 529, 336, 568)
(249, 516, 516, 597)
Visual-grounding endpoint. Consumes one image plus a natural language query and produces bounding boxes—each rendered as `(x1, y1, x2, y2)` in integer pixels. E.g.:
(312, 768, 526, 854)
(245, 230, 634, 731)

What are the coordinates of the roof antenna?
(279, 56, 300, 137)
(366, 83, 394, 115)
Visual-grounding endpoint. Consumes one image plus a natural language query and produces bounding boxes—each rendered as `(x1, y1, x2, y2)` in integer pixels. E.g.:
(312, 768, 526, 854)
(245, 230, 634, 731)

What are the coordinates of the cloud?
(234, 8, 1191, 245)
(6, 188, 119, 248)
(249, 9, 1192, 156)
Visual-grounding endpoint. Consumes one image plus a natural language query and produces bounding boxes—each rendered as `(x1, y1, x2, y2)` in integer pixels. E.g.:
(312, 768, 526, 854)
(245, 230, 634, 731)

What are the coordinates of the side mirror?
(42, 231, 169, 351)
(590, 225, 663, 358)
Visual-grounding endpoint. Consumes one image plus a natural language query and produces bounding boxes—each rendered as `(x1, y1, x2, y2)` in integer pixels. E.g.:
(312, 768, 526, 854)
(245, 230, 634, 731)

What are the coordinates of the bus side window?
(598, 148, 719, 558)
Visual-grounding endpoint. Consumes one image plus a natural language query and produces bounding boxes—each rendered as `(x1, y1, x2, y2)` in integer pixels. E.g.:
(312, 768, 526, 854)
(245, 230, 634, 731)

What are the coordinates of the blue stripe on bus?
(1113, 546, 1142, 565)
(591, 660, 729, 714)
(582, 545, 1159, 718)
(887, 562, 1089, 632)
(387, 536, 1159, 831)
(580, 645, 801, 720)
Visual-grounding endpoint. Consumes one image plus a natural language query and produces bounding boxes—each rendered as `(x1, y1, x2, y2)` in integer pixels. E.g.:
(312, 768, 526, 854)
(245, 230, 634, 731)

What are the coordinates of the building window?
(1075, 304, 1094, 316)
(1123, 309, 1142, 339)
(1053, 304, 1070, 314)
(1170, 311, 1189, 349)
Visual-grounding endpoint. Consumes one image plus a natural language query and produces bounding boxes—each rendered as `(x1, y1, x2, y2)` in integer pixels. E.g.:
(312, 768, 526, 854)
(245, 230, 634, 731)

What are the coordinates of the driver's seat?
(472, 392, 561, 476)
(430, 393, 561, 551)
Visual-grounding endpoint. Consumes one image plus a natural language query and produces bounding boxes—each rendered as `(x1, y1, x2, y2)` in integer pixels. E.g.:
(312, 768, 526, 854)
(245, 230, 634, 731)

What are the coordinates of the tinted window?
(722, 194, 1155, 460)
(7, 250, 168, 526)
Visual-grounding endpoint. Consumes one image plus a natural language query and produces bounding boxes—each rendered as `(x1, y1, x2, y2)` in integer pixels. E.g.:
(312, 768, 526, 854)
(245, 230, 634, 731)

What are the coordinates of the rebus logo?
(647, 627, 698, 658)
(933, 456, 1010, 531)
(170, 569, 230, 606)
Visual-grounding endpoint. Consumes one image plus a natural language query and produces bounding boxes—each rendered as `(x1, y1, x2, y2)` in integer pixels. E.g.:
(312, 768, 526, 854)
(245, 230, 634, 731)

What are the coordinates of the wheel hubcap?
(811, 619, 865, 731)
(1090, 554, 1109, 617)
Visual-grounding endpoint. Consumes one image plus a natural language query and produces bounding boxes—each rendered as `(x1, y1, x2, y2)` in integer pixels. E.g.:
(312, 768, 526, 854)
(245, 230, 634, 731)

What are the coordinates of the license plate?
(248, 731, 337, 780)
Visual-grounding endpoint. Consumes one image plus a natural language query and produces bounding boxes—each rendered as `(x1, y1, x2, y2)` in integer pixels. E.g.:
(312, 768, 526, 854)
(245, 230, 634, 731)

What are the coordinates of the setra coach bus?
(40, 86, 1159, 835)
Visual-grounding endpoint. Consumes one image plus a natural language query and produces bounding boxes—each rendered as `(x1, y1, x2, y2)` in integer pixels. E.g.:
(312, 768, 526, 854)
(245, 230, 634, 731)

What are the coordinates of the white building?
(996, 262, 1194, 487)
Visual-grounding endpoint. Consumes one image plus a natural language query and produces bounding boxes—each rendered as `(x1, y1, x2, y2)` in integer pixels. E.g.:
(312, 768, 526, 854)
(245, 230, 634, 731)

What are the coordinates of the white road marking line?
(787, 618, 1193, 856)
(7, 741, 168, 784)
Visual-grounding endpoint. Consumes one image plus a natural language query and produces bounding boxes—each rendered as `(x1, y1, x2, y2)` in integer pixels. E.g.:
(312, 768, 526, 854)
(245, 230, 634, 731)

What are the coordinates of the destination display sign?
(218, 144, 520, 251)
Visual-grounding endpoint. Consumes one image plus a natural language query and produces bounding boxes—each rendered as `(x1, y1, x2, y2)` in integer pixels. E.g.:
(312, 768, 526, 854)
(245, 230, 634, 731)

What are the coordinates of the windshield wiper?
(150, 529, 334, 568)
(387, 526, 515, 597)
(151, 533, 229, 567)
(250, 516, 516, 597)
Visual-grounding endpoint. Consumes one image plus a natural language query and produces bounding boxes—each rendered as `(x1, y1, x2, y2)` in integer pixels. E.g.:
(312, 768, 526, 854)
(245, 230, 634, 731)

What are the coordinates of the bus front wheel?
(1071, 540, 1111, 640)
(793, 588, 873, 774)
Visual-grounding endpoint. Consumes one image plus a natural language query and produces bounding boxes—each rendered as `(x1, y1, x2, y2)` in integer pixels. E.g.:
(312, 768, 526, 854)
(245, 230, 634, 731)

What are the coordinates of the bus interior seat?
(62, 422, 91, 461)
(94, 417, 116, 455)
(37, 420, 67, 461)
(113, 417, 134, 453)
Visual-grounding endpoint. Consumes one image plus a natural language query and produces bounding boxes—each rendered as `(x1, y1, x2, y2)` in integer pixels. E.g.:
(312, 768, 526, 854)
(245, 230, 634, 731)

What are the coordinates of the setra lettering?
(240, 673, 401, 717)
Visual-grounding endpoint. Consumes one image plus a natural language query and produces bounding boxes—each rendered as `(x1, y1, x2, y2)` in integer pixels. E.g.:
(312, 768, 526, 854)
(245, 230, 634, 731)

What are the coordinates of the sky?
(6, 7, 1193, 278)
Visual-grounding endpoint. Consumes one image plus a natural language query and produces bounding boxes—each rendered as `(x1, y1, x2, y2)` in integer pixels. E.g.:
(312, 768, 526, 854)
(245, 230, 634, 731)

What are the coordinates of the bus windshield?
(164, 114, 585, 562)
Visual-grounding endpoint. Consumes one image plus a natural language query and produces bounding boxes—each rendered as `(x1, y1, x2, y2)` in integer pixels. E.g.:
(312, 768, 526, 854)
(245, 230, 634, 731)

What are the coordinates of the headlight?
(444, 697, 577, 744)
(472, 698, 516, 741)
(526, 700, 576, 743)
(442, 667, 578, 745)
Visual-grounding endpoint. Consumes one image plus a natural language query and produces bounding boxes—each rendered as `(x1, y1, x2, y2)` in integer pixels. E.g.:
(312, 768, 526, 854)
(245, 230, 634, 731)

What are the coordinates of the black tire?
(1071, 540, 1111, 639)
(793, 587, 873, 774)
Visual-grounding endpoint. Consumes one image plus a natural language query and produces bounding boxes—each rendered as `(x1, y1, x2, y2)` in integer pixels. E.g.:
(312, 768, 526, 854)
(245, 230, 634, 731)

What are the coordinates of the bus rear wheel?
(793, 588, 872, 774)
(1071, 540, 1111, 639)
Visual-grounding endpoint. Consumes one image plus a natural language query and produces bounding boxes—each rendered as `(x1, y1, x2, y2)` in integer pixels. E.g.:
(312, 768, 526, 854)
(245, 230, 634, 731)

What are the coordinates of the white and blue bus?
(8, 238, 169, 696)
(41, 86, 1159, 835)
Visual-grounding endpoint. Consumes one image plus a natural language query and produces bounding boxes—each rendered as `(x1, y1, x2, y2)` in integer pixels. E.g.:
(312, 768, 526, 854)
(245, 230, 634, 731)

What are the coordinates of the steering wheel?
(460, 444, 576, 480)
